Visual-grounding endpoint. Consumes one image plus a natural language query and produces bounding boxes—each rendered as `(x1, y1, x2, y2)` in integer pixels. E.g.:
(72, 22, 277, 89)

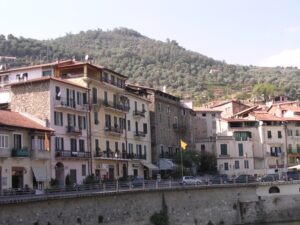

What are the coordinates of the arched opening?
(269, 186, 280, 194)
(55, 162, 65, 186)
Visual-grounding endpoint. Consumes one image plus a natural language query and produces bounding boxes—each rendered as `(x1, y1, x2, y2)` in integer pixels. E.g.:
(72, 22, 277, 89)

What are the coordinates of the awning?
(159, 158, 176, 170)
(288, 165, 300, 170)
(32, 166, 49, 182)
(141, 160, 159, 170)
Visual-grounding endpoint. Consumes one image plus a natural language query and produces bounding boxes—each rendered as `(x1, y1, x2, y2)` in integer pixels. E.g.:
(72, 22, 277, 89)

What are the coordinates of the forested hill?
(1, 28, 300, 104)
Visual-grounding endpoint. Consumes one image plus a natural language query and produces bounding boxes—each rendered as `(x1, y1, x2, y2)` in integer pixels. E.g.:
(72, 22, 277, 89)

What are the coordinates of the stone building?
(9, 77, 90, 185)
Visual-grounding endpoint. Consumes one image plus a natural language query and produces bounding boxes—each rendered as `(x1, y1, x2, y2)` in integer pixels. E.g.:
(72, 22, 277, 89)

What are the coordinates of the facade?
(9, 77, 90, 185)
(0, 110, 53, 191)
(54, 62, 155, 180)
(211, 100, 250, 118)
(193, 107, 222, 155)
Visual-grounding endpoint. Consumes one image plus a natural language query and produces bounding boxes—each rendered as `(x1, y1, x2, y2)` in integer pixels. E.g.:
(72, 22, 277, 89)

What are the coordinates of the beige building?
(54, 62, 155, 179)
(9, 77, 90, 186)
(211, 100, 250, 118)
(0, 110, 53, 191)
(193, 107, 222, 155)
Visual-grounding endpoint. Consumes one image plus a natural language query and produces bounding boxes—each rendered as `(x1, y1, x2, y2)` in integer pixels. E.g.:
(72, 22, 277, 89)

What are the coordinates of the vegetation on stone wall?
(150, 193, 169, 225)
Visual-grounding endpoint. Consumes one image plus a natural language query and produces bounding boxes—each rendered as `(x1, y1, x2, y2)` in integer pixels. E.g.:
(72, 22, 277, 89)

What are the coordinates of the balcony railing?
(218, 154, 231, 158)
(55, 150, 91, 159)
(101, 77, 125, 89)
(31, 149, 51, 160)
(94, 150, 146, 160)
(11, 148, 30, 157)
(104, 126, 123, 135)
(134, 131, 146, 138)
(133, 110, 146, 118)
(103, 100, 130, 112)
(288, 149, 300, 154)
(54, 97, 88, 112)
(66, 125, 82, 135)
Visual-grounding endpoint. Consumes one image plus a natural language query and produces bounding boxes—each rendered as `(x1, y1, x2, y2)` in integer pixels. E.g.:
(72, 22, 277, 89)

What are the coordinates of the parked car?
(260, 174, 279, 182)
(287, 171, 300, 181)
(234, 174, 257, 183)
(181, 176, 202, 185)
(130, 177, 145, 187)
(210, 174, 229, 184)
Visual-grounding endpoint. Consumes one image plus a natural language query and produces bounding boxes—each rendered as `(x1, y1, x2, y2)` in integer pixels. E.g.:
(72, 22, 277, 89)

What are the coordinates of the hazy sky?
(1, 0, 300, 67)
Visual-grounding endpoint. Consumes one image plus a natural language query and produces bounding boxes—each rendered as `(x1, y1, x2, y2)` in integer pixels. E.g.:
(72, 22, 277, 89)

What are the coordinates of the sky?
(1, 0, 300, 67)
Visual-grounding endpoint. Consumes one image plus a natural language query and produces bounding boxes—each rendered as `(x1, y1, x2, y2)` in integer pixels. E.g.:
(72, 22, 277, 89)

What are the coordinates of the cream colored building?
(0, 110, 53, 191)
(54, 62, 155, 179)
(9, 77, 90, 186)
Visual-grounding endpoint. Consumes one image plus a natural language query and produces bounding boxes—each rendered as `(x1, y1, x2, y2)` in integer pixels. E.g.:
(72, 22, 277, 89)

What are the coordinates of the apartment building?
(0, 110, 53, 191)
(54, 62, 154, 179)
(9, 77, 90, 186)
(211, 100, 250, 118)
(193, 107, 222, 155)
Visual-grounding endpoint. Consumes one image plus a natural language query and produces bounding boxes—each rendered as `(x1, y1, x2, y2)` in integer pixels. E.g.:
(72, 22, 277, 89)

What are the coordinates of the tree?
(252, 83, 275, 101)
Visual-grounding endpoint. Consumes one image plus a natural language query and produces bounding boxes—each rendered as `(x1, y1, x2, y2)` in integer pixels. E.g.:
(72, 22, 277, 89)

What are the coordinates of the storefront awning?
(159, 158, 176, 170)
(32, 166, 49, 182)
(141, 160, 159, 170)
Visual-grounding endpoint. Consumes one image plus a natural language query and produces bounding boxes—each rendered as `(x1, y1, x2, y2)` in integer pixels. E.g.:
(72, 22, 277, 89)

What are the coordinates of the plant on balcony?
(83, 174, 99, 185)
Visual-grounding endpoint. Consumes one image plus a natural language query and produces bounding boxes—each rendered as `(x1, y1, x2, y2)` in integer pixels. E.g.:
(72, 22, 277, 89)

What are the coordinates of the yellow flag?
(45, 133, 50, 151)
(180, 139, 187, 150)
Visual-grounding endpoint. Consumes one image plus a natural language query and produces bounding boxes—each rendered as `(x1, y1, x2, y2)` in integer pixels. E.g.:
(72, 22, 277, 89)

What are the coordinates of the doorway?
(55, 162, 65, 186)
(12, 167, 24, 189)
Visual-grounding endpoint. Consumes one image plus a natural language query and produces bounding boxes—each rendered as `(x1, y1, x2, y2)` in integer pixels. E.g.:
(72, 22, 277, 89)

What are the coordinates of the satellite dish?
(85, 54, 89, 61)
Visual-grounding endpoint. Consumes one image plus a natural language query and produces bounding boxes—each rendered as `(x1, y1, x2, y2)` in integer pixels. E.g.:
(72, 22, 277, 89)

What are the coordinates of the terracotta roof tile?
(0, 110, 53, 132)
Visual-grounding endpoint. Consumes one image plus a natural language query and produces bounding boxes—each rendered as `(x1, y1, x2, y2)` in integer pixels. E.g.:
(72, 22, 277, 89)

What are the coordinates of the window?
(134, 101, 137, 111)
(54, 111, 63, 126)
(77, 92, 82, 105)
(297, 144, 300, 153)
(105, 114, 111, 128)
(55, 137, 64, 151)
(94, 111, 99, 124)
(244, 160, 249, 169)
(288, 129, 293, 136)
(142, 104, 145, 112)
(224, 163, 229, 171)
(202, 113, 206, 117)
(167, 106, 170, 114)
(235, 161, 240, 169)
(104, 91, 108, 104)
(278, 131, 282, 139)
(267, 131, 272, 139)
(95, 139, 100, 152)
(238, 143, 243, 156)
(78, 116, 86, 129)
(201, 144, 205, 151)
(79, 140, 85, 152)
(168, 117, 170, 128)
(212, 113, 216, 117)
(55, 86, 61, 100)
(144, 145, 147, 156)
(82, 164, 86, 176)
(37, 136, 45, 151)
(92, 88, 97, 104)
(288, 144, 292, 151)
(159, 114, 162, 122)
(220, 144, 227, 155)
(296, 130, 300, 136)
(127, 120, 131, 131)
(70, 139, 77, 151)
(143, 123, 148, 134)
(67, 113, 76, 126)
(42, 70, 52, 76)
(270, 147, 282, 157)
(111, 75, 115, 85)
(0, 134, 8, 148)
(13, 134, 22, 149)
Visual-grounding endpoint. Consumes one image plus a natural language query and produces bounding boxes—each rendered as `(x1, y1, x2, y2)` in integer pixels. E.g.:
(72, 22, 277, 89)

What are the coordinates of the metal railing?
(1, 179, 300, 201)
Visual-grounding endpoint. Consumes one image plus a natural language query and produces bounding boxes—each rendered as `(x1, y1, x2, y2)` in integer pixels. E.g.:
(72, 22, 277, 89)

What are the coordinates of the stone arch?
(269, 186, 280, 194)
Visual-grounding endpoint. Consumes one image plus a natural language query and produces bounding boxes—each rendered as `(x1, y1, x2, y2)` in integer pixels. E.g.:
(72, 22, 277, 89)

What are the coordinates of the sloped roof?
(252, 111, 283, 121)
(0, 110, 53, 132)
(193, 107, 222, 112)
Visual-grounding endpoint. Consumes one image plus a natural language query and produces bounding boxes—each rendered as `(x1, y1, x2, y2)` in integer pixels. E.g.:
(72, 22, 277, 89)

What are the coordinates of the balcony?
(54, 97, 88, 112)
(101, 77, 125, 89)
(133, 109, 146, 118)
(66, 125, 82, 135)
(11, 148, 30, 157)
(103, 100, 130, 113)
(134, 131, 146, 138)
(126, 153, 147, 160)
(0, 148, 11, 158)
(218, 154, 231, 158)
(172, 123, 186, 133)
(91, 98, 101, 110)
(104, 126, 123, 136)
(31, 149, 51, 160)
(55, 150, 91, 159)
(288, 149, 300, 154)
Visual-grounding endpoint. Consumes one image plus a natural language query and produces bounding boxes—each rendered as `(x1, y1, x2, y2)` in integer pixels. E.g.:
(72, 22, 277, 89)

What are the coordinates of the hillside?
(1, 28, 300, 104)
